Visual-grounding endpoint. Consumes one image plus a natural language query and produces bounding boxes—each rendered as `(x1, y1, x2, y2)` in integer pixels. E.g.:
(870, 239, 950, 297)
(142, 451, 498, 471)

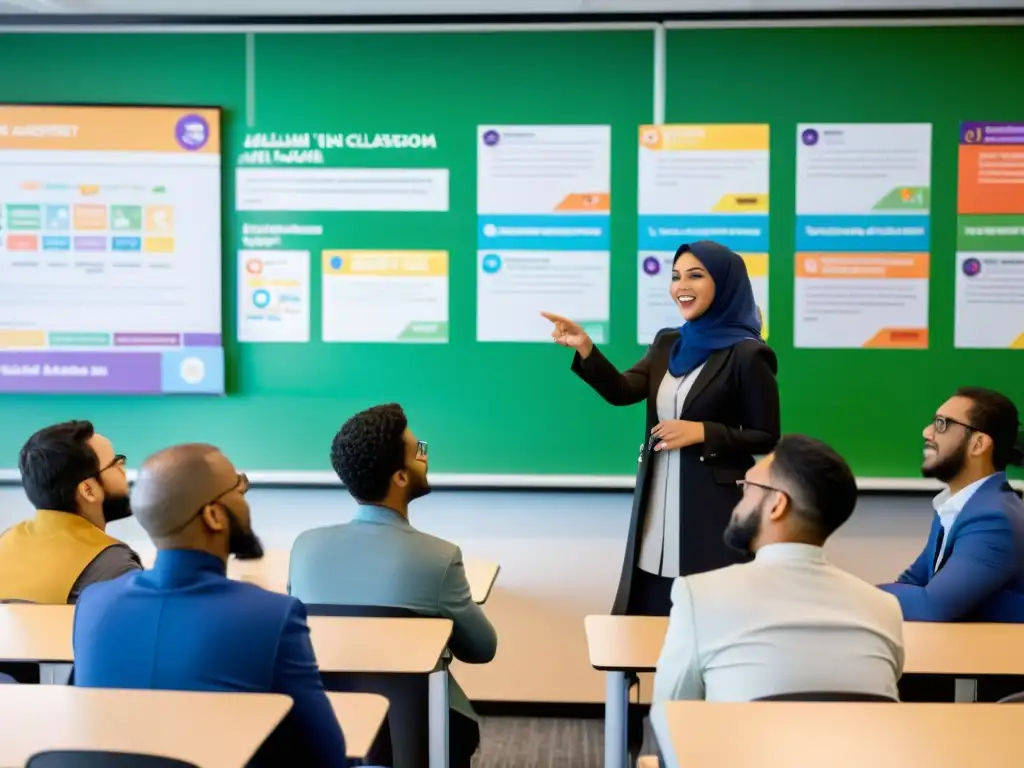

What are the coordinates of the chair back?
(998, 691, 1024, 703)
(755, 691, 897, 702)
(27, 752, 199, 767)
(305, 603, 435, 768)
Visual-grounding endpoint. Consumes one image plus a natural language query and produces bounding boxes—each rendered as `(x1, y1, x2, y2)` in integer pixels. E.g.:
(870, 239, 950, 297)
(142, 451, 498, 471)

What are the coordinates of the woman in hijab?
(543, 240, 780, 616)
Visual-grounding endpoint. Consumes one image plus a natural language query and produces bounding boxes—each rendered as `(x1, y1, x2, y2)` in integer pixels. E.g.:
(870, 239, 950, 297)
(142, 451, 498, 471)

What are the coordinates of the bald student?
(71, 444, 347, 767)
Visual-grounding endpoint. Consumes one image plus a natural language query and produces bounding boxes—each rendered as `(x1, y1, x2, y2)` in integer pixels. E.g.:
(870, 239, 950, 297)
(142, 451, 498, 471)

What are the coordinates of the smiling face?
(670, 250, 716, 321)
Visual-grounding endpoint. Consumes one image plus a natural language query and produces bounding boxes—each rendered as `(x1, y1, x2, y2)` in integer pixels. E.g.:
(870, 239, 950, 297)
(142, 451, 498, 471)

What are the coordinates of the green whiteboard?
(0, 25, 1021, 481)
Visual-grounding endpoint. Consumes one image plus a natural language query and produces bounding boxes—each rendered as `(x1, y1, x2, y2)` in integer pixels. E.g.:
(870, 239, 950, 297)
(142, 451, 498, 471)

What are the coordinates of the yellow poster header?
(323, 250, 449, 277)
(640, 124, 770, 152)
(0, 105, 220, 153)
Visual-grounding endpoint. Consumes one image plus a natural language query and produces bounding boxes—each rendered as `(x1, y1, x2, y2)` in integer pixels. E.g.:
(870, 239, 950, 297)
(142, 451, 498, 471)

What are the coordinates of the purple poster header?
(960, 122, 1024, 146)
(0, 351, 161, 393)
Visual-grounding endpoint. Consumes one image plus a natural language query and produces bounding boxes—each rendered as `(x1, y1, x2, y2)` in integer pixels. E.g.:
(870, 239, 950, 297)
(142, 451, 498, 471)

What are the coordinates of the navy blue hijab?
(668, 240, 762, 377)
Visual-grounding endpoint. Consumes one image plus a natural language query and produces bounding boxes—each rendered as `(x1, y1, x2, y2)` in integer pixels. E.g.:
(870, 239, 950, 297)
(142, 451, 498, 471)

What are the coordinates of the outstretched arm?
(571, 335, 663, 407)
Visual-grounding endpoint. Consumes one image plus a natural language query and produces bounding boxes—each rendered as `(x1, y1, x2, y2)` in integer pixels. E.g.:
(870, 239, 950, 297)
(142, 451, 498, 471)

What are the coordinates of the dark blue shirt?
(73, 548, 347, 766)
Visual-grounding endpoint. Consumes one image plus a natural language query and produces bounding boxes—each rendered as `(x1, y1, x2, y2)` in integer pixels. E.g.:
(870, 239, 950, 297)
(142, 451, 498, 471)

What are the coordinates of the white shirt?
(638, 364, 705, 578)
(932, 473, 996, 570)
(652, 543, 905, 704)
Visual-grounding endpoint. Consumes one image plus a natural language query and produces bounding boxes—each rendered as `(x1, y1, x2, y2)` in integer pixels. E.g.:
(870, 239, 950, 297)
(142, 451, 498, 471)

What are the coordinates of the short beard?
(922, 439, 968, 484)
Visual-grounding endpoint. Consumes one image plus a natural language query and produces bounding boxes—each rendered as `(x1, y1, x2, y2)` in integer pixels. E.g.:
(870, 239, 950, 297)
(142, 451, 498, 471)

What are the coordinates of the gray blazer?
(288, 505, 498, 721)
(652, 543, 905, 704)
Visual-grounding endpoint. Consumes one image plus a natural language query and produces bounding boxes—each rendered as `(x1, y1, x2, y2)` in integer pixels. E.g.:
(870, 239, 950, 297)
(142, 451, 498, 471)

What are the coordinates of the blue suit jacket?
(73, 549, 347, 766)
(880, 473, 1024, 622)
(288, 505, 498, 722)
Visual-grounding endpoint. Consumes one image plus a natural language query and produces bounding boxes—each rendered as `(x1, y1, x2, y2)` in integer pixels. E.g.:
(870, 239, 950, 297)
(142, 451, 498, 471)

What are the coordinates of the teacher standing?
(544, 240, 780, 616)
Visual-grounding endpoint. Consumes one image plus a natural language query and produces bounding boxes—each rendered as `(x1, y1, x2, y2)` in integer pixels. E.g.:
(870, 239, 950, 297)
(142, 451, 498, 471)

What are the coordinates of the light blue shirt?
(932, 473, 997, 570)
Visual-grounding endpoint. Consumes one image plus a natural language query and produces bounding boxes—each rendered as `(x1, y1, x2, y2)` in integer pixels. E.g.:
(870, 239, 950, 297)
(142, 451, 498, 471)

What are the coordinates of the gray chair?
(755, 691, 897, 702)
(306, 604, 436, 768)
(27, 752, 199, 767)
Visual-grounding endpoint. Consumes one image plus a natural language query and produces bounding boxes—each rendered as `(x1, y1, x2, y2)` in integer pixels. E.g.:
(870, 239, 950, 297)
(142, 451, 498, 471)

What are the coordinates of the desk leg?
(954, 678, 978, 703)
(39, 663, 72, 685)
(428, 668, 450, 768)
(604, 670, 629, 768)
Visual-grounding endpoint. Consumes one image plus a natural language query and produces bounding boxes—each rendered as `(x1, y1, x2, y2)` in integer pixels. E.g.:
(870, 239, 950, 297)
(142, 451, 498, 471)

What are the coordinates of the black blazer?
(572, 329, 780, 614)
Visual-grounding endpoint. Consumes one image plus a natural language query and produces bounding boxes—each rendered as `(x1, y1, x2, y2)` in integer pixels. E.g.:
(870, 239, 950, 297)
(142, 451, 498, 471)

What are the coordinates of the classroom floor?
(473, 717, 605, 768)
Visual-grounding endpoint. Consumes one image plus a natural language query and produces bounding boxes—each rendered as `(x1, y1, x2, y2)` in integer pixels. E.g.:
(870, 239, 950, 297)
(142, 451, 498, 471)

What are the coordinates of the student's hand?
(541, 312, 594, 359)
(651, 420, 705, 451)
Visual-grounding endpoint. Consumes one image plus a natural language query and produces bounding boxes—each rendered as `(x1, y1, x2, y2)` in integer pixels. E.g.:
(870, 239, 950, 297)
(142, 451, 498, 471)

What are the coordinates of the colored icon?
(801, 128, 819, 146)
(642, 257, 661, 276)
(330, 256, 343, 270)
(962, 257, 982, 277)
(482, 254, 502, 273)
(252, 289, 271, 308)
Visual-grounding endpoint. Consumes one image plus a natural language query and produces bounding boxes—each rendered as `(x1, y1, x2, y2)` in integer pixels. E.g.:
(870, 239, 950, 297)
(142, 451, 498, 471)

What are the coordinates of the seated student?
(879, 387, 1024, 622)
(72, 443, 347, 767)
(0, 420, 139, 604)
(653, 434, 904, 704)
(289, 403, 497, 768)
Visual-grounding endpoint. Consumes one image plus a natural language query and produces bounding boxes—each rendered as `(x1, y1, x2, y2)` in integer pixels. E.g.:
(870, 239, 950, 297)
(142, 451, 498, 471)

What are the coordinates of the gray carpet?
(473, 716, 656, 768)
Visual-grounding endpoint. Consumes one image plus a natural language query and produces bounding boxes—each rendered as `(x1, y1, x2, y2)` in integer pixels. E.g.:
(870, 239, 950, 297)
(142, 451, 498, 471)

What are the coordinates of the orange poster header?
(796, 252, 930, 279)
(0, 105, 220, 153)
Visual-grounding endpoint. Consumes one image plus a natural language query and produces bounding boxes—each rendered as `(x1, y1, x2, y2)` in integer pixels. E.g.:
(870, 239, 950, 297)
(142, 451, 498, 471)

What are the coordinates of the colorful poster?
(637, 124, 770, 344)
(794, 123, 931, 349)
(237, 250, 310, 343)
(476, 125, 610, 342)
(321, 250, 448, 343)
(0, 105, 223, 393)
(955, 122, 1024, 349)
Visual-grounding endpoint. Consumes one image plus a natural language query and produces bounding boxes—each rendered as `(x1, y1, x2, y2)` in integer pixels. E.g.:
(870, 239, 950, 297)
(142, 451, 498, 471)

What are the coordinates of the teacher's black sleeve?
(570, 336, 661, 407)
(702, 343, 780, 461)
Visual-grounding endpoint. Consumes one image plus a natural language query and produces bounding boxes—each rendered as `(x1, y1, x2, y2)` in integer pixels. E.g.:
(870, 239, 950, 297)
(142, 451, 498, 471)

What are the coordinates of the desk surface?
(327, 692, 389, 759)
(0, 603, 73, 663)
(0, 686, 291, 768)
(585, 615, 1024, 676)
(309, 616, 453, 673)
(139, 548, 500, 604)
(658, 701, 1024, 767)
(0, 605, 452, 677)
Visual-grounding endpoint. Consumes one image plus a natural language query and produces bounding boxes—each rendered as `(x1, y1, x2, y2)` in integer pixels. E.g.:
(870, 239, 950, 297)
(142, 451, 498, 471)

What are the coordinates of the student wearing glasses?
(0, 420, 140, 605)
(652, 434, 904, 705)
(879, 387, 1024, 623)
(289, 403, 497, 768)
(72, 443, 347, 766)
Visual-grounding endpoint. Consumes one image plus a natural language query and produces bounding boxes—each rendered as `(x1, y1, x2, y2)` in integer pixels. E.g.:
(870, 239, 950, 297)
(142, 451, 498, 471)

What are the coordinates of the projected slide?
(0, 105, 223, 393)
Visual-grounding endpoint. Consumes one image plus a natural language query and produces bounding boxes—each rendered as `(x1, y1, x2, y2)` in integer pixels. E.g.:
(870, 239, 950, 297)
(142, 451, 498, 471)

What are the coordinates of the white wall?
(0, 485, 930, 703)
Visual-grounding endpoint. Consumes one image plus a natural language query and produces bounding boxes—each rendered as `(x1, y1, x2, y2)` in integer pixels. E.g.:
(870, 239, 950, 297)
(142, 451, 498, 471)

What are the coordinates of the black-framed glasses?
(96, 454, 126, 477)
(416, 441, 428, 459)
(736, 479, 784, 495)
(932, 415, 977, 434)
(164, 472, 249, 537)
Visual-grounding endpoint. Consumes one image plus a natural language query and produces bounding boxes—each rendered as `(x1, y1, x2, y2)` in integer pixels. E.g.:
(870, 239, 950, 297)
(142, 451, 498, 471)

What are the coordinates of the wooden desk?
(327, 692, 389, 760)
(584, 616, 1024, 768)
(140, 548, 500, 604)
(310, 616, 453, 768)
(0, 686, 290, 768)
(655, 701, 1024, 768)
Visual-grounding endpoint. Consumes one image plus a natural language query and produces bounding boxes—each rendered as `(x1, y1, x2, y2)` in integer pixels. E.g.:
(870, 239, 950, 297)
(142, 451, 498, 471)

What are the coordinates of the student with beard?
(652, 434, 903, 704)
(72, 444, 347, 767)
(0, 420, 140, 605)
(880, 387, 1024, 622)
(289, 403, 497, 768)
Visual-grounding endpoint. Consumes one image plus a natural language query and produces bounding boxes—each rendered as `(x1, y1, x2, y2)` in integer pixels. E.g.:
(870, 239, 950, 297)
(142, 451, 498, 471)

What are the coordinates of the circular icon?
(962, 257, 982, 277)
(245, 259, 263, 274)
(482, 223, 498, 238)
(482, 254, 502, 274)
(801, 128, 819, 146)
(175, 114, 210, 151)
(330, 256, 343, 270)
(179, 356, 206, 385)
(642, 257, 661, 276)
(252, 289, 271, 308)
(482, 129, 500, 146)
(641, 128, 660, 147)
